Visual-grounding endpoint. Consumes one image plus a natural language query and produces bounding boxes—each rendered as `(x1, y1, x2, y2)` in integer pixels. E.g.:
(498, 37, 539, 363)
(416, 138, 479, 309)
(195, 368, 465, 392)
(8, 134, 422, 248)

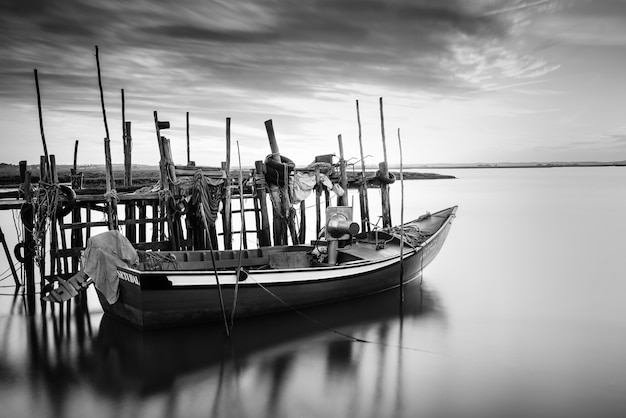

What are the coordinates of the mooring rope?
(248, 276, 439, 355)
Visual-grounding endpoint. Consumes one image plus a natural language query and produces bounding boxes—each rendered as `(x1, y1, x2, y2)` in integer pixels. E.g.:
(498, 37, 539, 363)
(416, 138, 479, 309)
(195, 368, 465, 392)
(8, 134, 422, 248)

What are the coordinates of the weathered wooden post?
(315, 166, 322, 238)
(122, 90, 136, 242)
(397, 128, 405, 302)
(356, 100, 370, 233)
(337, 134, 348, 206)
(186, 112, 191, 165)
(0, 227, 19, 287)
(22, 170, 36, 312)
(103, 137, 118, 230)
(34, 69, 50, 182)
(222, 117, 233, 250)
(264, 120, 289, 245)
(254, 160, 272, 246)
(154, 111, 169, 245)
(70, 140, 83, 189)
(379, 97, 392, 228)
(69, 142, 83, 275)
(49, 155, 66, 276)
(95, 45, 118, 230)
(121, 89, 132, 186)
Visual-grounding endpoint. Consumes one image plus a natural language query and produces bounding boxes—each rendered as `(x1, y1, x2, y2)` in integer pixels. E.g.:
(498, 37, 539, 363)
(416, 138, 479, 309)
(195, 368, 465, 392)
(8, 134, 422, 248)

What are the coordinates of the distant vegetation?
(2, 160, 623, 187)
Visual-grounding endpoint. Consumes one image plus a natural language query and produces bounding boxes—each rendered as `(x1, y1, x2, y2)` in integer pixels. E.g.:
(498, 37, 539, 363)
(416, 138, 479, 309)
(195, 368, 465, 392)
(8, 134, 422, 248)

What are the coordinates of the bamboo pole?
(33, 69, 50, 182)
(356, 100, 370, 233)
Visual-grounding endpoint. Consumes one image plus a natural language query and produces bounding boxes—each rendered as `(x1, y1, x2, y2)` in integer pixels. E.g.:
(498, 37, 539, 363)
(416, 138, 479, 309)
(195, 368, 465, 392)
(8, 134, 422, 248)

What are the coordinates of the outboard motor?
(325, 207, 360, 265)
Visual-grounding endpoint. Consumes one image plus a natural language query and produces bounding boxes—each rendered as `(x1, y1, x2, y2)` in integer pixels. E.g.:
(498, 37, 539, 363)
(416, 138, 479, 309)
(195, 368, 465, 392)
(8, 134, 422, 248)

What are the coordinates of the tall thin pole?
(337, 134, 348, 206)
(379, 97, 391, 227)
(34, 69, 50, 181)
(230, 141, 246, 329)
(398, 128, 405, 303)
(199, 203, 230, 337)
(95, 46, 111, 143)
(379, 97, 388, 168)
(356, 100, 370, 233)
(95, 46, 117, 229)
(186, 112, 191, 165)
(223, 117, 233, 249)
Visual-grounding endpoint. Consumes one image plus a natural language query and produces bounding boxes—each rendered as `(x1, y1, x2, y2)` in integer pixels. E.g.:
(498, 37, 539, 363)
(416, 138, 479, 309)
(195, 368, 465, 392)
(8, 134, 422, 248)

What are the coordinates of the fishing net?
(189, 171, 225, 226)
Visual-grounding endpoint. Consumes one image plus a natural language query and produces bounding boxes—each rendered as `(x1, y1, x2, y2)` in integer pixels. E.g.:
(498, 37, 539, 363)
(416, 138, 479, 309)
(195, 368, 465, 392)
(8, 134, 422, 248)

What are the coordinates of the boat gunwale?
(115, 205, 457, 285)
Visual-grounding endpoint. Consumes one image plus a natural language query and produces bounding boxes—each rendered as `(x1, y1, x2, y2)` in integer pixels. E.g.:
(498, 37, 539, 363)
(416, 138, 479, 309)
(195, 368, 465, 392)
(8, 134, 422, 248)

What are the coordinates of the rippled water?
(1, 167, 625, 418)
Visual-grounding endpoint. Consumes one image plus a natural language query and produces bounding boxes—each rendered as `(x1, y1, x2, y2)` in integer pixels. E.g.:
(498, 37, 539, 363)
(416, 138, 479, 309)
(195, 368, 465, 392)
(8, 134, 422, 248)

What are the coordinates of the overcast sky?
(1, 0, 626, 167)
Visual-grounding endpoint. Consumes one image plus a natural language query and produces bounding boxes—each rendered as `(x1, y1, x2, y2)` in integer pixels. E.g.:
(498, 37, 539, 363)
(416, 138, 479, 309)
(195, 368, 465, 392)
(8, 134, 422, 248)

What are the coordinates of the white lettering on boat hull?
(117, 270, 140, 286)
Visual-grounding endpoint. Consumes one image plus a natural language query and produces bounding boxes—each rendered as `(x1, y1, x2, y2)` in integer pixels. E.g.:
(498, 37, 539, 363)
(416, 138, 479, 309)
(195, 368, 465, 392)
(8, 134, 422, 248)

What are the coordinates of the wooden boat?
(95, 206, 457, 328)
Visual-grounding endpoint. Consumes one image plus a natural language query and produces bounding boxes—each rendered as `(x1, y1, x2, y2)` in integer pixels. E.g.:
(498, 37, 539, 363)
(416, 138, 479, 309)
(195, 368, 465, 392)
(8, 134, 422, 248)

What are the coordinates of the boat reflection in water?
(90, 280, 444, 414)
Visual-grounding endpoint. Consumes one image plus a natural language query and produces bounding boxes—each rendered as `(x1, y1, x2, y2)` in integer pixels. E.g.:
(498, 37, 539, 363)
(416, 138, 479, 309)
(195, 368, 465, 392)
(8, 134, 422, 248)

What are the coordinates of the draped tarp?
(82, 230, 139, 304)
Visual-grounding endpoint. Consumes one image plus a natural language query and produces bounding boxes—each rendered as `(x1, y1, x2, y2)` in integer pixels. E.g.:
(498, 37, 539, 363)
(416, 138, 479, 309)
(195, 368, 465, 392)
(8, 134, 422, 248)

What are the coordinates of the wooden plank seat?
(137, 248, 270, 271)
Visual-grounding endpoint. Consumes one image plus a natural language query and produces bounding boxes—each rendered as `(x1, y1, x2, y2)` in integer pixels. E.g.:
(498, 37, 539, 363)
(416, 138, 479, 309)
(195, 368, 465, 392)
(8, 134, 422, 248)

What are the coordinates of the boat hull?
(97, 206, 457, 328)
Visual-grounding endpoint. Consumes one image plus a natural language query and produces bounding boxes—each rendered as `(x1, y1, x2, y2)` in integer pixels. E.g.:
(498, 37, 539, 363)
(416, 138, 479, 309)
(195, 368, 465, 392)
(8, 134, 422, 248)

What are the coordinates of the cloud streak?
(0, 0, 578, 164)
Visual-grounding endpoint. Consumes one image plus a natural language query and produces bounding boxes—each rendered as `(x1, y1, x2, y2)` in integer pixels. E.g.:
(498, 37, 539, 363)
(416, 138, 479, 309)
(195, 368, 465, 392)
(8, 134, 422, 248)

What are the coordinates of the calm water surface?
(1, 167, 625, 418)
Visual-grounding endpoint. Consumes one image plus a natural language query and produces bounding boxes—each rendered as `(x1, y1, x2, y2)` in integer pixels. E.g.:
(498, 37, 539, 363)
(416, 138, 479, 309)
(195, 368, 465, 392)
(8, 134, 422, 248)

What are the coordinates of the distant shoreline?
(0, 164, 455, 188)
(0, 161, 622, 187)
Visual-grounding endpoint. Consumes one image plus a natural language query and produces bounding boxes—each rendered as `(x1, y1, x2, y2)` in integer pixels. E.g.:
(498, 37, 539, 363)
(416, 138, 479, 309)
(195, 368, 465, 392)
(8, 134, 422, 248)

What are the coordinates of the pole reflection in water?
(91, 280, 441, 417)
(0, 279, 443, 418)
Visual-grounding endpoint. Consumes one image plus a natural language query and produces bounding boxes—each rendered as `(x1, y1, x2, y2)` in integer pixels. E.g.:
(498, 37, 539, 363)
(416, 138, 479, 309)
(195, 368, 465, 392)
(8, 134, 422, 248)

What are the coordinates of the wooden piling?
(121, 90, 135, 243)
(33, 69, 50, 182)
(22, 171, 36, 312)
(315, 166, 322, 238)
(337, 134, 348, 206)
(379, 97, 392, 228)
(356, 100, 370, 233)
(49, 155, 60, 277)
(71, 140, 83, 189)
(103, 138, 118, 230)
(0, 227, 20, 287)
(121, 90, 132, 186)
(254, 160, 272, 247)
(222, 118, 233, 250)
(96, 45, 118, 230)
(397, 128, 405, 302)
(264, 120, 289, 245)
(186, 112, 191, 165)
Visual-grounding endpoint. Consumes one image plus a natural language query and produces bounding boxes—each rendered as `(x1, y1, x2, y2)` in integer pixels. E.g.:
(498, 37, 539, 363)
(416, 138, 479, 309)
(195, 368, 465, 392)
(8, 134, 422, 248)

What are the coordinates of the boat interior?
(135, 230, 398, 272)
(133, 208, 453, 273)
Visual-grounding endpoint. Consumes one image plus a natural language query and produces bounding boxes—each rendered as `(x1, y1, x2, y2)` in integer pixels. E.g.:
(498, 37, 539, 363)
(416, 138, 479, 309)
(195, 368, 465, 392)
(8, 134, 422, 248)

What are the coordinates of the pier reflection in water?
(0, 281, 443, 418)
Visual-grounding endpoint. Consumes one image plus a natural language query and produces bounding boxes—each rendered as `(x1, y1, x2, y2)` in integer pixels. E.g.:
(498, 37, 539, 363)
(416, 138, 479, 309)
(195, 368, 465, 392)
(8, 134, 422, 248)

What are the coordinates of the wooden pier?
(1, 107, 411, 315)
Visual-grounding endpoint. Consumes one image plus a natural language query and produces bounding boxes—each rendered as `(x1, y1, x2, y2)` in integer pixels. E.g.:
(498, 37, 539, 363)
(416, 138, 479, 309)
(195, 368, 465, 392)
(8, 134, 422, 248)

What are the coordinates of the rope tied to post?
(264, 154, 295, 187)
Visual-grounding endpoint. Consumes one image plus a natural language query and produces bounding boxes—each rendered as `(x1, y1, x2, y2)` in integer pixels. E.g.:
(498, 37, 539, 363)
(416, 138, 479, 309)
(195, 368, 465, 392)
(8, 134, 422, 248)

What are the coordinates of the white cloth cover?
(82, 230, 139, 304)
